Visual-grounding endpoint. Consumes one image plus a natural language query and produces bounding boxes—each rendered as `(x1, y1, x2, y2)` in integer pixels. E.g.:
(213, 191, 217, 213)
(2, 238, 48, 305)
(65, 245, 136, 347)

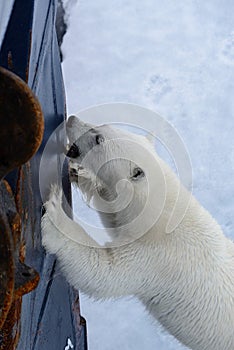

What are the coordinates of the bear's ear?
(67, 115, 80, 127)
(66, 115, 80, 143)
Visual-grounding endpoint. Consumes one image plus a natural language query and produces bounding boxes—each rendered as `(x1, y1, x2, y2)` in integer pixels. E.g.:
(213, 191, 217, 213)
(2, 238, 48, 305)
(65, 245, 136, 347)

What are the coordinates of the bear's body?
(42, 116, 234, 350)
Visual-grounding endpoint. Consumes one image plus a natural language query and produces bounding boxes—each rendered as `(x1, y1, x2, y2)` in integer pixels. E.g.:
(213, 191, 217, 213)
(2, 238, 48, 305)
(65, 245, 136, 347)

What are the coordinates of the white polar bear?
(41, 116, 234, 350)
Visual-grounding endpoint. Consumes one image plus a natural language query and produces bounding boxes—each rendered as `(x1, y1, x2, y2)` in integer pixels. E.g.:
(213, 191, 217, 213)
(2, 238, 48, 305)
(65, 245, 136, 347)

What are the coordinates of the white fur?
(42, 117, 234, 350)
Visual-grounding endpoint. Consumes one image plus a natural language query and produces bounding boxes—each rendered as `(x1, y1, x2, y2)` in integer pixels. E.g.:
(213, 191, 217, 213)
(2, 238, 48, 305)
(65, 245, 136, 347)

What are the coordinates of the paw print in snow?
(219, 32, 234, 65)
(145, 75, 172, 102)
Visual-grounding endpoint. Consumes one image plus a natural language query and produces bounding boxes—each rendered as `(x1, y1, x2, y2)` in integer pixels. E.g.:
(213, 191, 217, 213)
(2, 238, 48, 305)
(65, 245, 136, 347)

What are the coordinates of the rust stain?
(7, 52, 13, 71)
(15, 167, 23, 216)
(4, 181, 21, 249)
(0, 212, 15, 331)
(19, 241, 26, 263)
(0, 298, 22, 350)
(14, 272, 39, 298)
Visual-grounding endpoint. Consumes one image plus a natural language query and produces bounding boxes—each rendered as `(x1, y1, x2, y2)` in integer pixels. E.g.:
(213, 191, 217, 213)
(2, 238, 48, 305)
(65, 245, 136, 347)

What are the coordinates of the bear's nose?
(66, 143, 80, 158)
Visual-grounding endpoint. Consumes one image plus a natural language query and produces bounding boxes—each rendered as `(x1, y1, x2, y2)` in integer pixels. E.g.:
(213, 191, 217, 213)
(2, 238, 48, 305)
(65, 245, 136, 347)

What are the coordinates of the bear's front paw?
(47, 184, 63, 209)
(41, 184, 66, 254)
(43, 184, 63, 222)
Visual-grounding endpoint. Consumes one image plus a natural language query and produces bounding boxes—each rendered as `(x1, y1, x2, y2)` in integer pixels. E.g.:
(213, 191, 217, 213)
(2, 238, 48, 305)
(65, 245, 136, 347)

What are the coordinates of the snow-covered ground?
(61, 1, 234, 349)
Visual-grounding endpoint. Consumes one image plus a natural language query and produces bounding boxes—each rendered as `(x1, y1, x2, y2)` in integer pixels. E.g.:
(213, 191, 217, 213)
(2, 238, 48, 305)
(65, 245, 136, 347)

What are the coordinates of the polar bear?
(41, 116, 234, 350)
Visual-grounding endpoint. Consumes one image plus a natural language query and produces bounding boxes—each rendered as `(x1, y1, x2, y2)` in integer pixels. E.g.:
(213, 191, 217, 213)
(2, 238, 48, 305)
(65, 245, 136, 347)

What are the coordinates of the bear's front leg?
(41, 185, 133, 299)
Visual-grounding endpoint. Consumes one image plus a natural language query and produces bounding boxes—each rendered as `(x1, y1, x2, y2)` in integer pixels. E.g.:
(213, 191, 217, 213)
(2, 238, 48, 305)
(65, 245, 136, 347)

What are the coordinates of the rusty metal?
(0, 201, 14, 331)
(0, 67, 44, 180)
(0, 66, 43, 349)
(0, 180, 40, 350)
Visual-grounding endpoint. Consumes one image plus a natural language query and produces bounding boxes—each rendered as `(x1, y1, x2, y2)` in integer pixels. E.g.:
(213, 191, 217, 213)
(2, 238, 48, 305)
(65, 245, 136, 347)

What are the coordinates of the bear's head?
(66, 115, 165, 242)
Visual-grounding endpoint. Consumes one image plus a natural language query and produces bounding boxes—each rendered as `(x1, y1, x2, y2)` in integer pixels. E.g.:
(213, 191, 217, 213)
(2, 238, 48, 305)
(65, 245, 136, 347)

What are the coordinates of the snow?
(61, 0, 234, 349)
(0, 0, 15, 50)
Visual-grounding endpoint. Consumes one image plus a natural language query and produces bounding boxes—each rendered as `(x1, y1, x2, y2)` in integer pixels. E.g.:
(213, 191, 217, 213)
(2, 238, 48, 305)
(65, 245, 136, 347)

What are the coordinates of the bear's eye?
(67, 143, 80, 158)
(96, 134, 105, 145)
(131, 167, 145, 181)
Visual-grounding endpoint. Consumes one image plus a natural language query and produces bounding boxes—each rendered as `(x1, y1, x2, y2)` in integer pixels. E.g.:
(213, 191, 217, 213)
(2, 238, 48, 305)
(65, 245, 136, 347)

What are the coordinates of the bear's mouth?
(69, 167, 78, 177)
(69, 167, 79, 182)
(68, 162, 103, 192)
(68, 163, 84, 183)
(68, 162, 107, 206)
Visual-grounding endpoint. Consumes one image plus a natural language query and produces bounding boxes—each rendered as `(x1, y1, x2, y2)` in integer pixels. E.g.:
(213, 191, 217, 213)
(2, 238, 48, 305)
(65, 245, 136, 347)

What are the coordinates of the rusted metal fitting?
(0, 67, 44, 348)
(0, 181, 40, 349)
(0, 66, 44, 180)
